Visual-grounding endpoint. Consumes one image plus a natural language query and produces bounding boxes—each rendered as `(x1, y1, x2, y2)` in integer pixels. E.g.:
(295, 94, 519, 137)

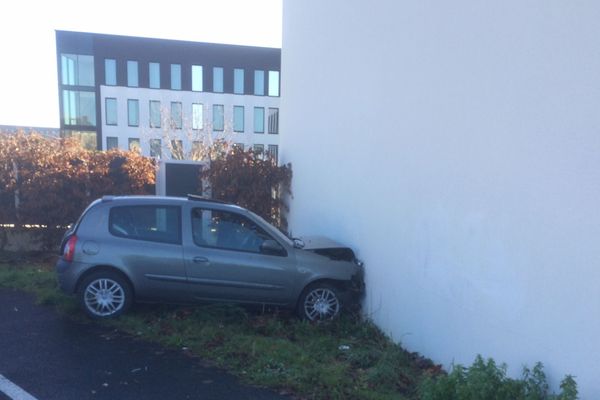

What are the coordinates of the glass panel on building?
(127, 60, 139, 87)
(253, 107, 264, 133)
(192, 65, 203, 92)
(62, 90, 96, 126)
(149, 62, 160, 89)
(253, 144, 264, 155)
(268, 144, 279, 162)
(105, 59, 116, 86)
(128, 99, 139, 126)
(171, 140, 184, 160)
(213, 67, 224, 93)
(128, 138, 141, 153)
(254, 70, 264, 96)
(268, 71, 280, 97)
(171, 102, 182, 129)
(212, 105, 224, 131)
(233, 106, 244, 132)
(192, 103, 203, 130)
(106, 136, 118, 150)
(234, 68, 244, 94)
(61, 54, 95, 86)
(150, 100, 161, 128)
(234, 143, 244, 151)
(171, 64, 181, 90)
(191, 141, 202, 160)
(150, 139, 162, 158)
(62, 130, 97, 150)
(268, 108, 279, 134)
(105, 98, 117, 126)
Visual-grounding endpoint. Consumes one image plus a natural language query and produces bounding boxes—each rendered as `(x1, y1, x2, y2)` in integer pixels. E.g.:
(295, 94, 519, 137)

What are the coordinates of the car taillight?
(64, 235, 78, 262)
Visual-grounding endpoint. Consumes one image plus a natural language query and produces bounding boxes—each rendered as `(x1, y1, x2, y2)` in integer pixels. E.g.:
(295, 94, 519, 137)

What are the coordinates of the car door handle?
(193, 256, 210, 264)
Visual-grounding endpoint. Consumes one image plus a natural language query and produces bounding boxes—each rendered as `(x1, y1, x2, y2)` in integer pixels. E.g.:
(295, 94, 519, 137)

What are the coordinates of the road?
(0, 288, 287, 400)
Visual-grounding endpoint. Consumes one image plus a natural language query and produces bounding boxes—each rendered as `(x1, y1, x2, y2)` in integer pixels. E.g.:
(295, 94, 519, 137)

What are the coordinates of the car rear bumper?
(56, 259, 78, 293)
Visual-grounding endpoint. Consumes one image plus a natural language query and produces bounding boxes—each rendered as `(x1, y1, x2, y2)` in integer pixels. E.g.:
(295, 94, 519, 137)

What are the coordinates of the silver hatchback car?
(56, 195, 364, 320)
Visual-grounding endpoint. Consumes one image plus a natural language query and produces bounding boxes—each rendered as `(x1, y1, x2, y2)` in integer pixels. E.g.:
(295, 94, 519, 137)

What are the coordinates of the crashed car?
(56, 195, 364, 320)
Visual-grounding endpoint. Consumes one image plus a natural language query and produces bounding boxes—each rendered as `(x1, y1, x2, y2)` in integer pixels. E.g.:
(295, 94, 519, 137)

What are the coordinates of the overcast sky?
(0, 0, 282, 128)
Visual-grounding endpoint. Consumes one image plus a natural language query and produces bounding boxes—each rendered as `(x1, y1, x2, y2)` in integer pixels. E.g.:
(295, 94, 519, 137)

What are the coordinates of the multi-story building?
(55, 31, 281, 161)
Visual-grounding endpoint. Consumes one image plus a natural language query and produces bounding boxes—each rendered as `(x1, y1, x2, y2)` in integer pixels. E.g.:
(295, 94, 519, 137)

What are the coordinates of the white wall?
(281, 1, 600, 397)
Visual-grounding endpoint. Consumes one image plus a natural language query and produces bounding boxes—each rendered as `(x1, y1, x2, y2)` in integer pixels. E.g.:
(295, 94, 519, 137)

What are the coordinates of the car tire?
(297, 282, 342, 321)
(78, 270, 133, 319)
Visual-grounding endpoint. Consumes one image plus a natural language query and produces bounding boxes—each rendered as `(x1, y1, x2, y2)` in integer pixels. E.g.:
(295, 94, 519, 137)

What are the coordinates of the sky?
(0, 0, 282, 128)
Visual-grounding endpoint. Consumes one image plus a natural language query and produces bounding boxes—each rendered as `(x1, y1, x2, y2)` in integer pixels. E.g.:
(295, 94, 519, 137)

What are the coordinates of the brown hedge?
(0, 131, 155, 247)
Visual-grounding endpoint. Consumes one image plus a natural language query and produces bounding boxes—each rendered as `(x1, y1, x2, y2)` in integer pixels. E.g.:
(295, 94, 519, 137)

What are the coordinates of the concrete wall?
(281, 1, 600, 397)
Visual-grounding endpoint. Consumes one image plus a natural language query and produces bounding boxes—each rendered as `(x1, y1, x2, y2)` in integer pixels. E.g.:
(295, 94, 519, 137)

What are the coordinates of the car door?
(107, 204, 187, 301)
(182, 206, 296, 305)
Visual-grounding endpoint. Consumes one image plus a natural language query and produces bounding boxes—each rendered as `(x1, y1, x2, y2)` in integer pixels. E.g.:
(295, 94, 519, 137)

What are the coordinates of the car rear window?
(109, 205, 181, 244)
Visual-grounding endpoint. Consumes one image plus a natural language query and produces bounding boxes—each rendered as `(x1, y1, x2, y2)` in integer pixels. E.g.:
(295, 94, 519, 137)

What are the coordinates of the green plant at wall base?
(418, 355, 578, 400)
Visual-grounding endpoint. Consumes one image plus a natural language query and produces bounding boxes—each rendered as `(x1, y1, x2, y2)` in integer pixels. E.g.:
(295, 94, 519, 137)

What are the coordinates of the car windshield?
(247, 210, 294, 247)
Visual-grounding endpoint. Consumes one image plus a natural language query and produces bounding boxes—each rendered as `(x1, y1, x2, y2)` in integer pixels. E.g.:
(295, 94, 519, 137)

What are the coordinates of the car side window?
(191, 208, 283, 254)
(109, 205, 181, 244)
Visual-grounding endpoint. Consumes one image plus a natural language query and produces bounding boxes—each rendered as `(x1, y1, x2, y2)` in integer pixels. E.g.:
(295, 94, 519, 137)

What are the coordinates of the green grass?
(0, 260, 433, 400)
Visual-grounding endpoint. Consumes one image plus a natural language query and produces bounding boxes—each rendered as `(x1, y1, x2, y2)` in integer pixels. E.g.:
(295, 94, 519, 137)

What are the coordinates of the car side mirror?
(260, 239, 286, 256)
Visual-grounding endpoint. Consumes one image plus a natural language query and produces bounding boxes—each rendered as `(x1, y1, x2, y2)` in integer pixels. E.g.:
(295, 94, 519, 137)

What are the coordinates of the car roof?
(100, 195, 247, 212)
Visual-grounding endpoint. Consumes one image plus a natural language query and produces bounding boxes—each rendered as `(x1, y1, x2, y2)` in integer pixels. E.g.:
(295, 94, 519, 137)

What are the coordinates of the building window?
(254, 70, 264, 96)
(128, 99, 139, 127)
(106, 136, 118, 150)
(171, 140, 184, 160)
(128, 138, 141, 153)
(192, 65, 203, 91)
(192, 103, 203, 130)
(61, 54, 94, 86)
(105, 59, 116, 86)
(268, 108, 279, 134)
(253, 144, 264, 156)
(149, 139, 161, 158)
(234, 68, 244, 94)
(268, 71, 280, 97)
(150, 100, 161, 128)
(149, 62, 160, 89)
(268, 145, 278, 162)
(105, 98, 117, 126)
(253, 107, 264, 133)
(191, 141, 202, 160)
(127, 60, 139, 87)
(234, 143, 244, 151)
(212, 105, 224, 131)
(233, 106, 244, 132)
(171, 102, 182, 129)
(213, 67, 224, 93)
(171, 64, 181, 90)
(62, 90, 96, 126)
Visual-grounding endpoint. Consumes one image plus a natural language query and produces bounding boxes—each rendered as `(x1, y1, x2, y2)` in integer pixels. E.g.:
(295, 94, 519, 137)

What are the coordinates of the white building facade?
(56, 31, 281, 161)
(281, 1, 600, 397)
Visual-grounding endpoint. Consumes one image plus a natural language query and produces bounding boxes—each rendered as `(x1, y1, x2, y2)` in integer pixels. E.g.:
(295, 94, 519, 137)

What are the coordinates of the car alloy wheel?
(79, 271, 132, 318)
(301, 285, 341, 321)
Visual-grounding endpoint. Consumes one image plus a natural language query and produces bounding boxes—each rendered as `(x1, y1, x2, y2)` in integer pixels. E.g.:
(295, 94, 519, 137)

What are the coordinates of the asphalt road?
(0, 288, 288, 400)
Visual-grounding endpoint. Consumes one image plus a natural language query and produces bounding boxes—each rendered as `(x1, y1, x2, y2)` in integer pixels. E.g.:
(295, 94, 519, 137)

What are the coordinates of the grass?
(0, 257, 437, 400)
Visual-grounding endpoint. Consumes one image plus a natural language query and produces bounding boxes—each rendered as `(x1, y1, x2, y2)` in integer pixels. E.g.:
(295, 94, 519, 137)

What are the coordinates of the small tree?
(202, 146, 292, 231)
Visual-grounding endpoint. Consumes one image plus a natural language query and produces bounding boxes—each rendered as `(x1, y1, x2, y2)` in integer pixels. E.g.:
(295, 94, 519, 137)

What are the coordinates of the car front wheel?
(298, 283, 341, 321)
(79, 271, 132, 319)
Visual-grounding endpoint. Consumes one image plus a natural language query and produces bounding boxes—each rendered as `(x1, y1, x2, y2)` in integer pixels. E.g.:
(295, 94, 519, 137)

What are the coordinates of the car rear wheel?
(79, 271, 132, 319)
(298, 283, 341, 321)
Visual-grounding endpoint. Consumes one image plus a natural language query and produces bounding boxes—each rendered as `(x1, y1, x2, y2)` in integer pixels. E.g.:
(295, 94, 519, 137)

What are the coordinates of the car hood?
(299, 235, 357, 262)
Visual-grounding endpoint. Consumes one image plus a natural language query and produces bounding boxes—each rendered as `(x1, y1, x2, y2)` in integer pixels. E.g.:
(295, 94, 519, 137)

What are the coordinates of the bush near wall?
(0, 132, 155, 249)
(202, 147, 292, 231)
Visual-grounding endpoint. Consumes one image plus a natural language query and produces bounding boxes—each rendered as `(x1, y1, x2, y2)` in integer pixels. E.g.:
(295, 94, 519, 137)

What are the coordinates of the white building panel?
(281, 1, 600, 397)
